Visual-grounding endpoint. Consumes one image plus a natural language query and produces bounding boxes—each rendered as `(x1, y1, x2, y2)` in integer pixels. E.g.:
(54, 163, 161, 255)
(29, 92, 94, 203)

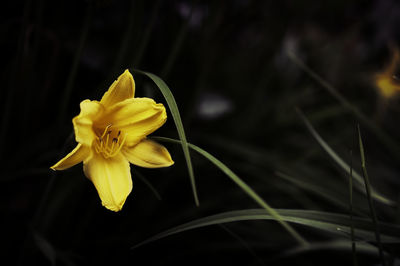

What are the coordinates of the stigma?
(94, 125, 126, 158)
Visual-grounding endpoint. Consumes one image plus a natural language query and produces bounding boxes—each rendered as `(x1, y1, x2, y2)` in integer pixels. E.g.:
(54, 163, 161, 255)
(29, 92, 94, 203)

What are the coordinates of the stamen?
(105, 131, 110, 149)
(110, 139, 116, 153)
(94, 125, 126, 158)
(110, 133, 127, 157)
(94, 143, 100, 154)
(100, 124, 113, 140)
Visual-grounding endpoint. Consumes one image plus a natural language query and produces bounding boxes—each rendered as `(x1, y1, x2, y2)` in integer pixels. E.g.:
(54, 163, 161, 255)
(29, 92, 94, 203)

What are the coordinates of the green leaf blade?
(132, 208, 400, 249)
(151, 136, 308, 246)
(295, 108, 395, 206)
(134, 70, 199, 206)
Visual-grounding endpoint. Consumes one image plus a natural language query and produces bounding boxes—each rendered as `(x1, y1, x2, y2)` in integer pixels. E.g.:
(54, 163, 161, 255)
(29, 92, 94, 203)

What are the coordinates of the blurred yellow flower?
(375, 47, 400, 98)
(51, 70, 174, 211)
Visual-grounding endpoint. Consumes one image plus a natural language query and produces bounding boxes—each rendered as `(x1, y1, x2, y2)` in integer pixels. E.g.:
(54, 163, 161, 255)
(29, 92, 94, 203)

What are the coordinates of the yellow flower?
(375, 47, 400, 99)
(51, 70, 174, 211)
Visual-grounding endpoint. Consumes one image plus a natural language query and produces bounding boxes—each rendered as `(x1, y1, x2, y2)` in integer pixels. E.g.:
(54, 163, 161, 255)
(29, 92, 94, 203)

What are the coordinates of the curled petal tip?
(123, 139, 174, 168)
(102, 200, 126, 212)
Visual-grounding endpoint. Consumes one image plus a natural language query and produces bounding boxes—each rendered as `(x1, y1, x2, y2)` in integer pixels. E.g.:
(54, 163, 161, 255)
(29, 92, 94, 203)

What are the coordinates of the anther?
(109, 133, 126, 157)
(94, 125, 125, 158)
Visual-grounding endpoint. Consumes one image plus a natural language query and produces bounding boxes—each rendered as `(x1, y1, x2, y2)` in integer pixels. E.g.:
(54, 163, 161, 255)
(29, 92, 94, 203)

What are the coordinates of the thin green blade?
(296, 108, 394, 206)
(132, 208, 400, 249)
(357, 125, 385, 265)
(151, 136, 308, 246)
(133, 70, 199, 206)
(287, 51, 400, 162)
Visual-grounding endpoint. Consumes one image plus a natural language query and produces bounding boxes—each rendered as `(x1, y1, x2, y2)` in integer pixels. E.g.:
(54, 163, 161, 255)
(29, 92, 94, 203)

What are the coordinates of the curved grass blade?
(132, 208, 400, 249)
(134, 70, 199, 206)
(348, 149, 358, 266)
(357, 125, 385, 266)
(275, 171, 364, 215)
(33, 231, 56, 266)
(135, 170, 162, 201)
(151, 136, 308, 246)
(296, 108, 395, 206)
(219, 224, 266, 266)
(287, 51, 400, 162)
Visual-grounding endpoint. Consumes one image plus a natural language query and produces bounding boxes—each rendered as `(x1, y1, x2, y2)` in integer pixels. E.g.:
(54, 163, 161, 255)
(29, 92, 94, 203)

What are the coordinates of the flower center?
(94, 124, 126, 158)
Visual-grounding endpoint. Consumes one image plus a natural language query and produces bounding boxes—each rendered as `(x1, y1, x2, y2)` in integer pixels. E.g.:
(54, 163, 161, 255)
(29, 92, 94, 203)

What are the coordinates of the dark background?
(1, 0, 400, 265)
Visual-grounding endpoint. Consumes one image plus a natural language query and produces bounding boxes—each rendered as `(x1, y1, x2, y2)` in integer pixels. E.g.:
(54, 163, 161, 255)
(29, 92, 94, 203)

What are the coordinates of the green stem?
(349, 149, 358, 266)
(357, 125, 385, 266)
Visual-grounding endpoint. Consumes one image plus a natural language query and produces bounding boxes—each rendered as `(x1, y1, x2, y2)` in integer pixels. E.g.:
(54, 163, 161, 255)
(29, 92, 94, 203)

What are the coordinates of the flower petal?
(375, 76, 400, 98)
(72, 100, 104, 146)
(123, 139, 174, 168)
(51, 143, 91, 170)
(99, 97, 167, 146)
(375, 47, 400, 99)
(83, 152, 132, 212)
(100, 69, 135, 108)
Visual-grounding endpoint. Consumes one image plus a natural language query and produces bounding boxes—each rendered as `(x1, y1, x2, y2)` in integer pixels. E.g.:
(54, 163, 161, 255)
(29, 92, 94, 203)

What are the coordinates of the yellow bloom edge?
(51, 70, 174, 212)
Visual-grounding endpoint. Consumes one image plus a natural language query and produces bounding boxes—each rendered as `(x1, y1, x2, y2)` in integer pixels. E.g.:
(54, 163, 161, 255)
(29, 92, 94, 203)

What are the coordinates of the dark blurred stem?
(357, 125, 385, 266)
(32, 173, 57, 228)
(0, 0, 32, 161)
(31, 0, 44, 64)
(20, 0, 46, 153)
(234, 66, 272, 137)
(18, 176, 57, 266)
(287, 51, 400, 162)
(135, 170, 162, 200)
(348, 148, 358, 266)
(58, 3, 93, 124)
(219, 224, 266, 266)
(161, 0, 198, 79)
(111, 0, 136, 74)
(18, 132, 73, 266)
(132, 0, 163, 67)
